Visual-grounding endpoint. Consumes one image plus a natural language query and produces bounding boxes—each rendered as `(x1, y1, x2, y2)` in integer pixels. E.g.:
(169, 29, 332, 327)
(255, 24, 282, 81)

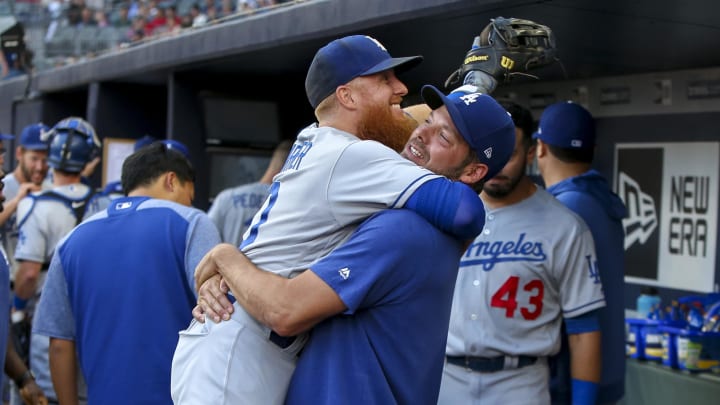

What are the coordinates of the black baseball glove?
(445, 17, 558, 93)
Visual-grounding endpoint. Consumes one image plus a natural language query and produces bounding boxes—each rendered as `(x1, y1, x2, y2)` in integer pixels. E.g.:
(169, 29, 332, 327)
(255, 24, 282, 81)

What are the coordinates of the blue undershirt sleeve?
(405, 178, 485, 240)
(565, 309, 600, 334)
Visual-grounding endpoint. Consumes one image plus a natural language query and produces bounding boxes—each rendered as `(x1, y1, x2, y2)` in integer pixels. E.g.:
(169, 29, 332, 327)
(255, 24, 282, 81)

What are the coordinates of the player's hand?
(80, 156, 101, 179)
(194, 274, 233, 323)
(194, 243, 237, 291)
(19, 379, 48, 405)
(17, 183, 40, 199)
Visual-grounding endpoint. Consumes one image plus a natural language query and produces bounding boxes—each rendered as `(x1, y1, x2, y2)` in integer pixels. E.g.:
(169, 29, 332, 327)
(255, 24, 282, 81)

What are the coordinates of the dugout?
(0, 0, 719, 356)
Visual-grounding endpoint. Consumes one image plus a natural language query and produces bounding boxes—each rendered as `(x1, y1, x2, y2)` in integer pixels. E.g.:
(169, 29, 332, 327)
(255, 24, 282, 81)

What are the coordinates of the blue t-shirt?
(286, 210, 464, 405)
(0, 248, 9, 390)
(32, 197, 221, 404)
(547, 170, 627, 404)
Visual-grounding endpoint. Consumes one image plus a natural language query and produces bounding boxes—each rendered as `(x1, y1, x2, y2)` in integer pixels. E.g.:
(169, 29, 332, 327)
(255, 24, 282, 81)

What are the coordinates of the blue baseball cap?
(421, 85, 516, 179)
(159, 139, 190, 159)
(20, 123, 51, 150)
(134, 135, 157, 151)
(305, 35, 423, 109)
(532, 101, 595, 149)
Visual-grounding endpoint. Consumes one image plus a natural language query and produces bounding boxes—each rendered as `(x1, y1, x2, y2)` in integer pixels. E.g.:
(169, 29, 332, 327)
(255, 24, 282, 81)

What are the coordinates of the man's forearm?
(205, 245, 345, 336)
(14, 261, 42, 300)
(568, 330, 602, 382)
(49, 338, 79, 405)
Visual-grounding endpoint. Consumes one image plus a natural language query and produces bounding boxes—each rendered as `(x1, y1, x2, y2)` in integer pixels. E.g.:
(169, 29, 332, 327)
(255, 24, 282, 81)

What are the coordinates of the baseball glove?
(444, 17, 558, 92)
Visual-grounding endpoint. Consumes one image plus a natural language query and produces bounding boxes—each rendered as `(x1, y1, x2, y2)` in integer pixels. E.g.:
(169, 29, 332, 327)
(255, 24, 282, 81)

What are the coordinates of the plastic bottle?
(637, 287, 661, 318)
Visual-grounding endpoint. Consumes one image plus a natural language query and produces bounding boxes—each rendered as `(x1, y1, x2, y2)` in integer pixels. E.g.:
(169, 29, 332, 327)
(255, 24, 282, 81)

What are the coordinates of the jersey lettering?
(461, 233, 547, 271)
(231, 193, 266, 209)
(490, 276, 545, 320)
(282, 141, 312, 172)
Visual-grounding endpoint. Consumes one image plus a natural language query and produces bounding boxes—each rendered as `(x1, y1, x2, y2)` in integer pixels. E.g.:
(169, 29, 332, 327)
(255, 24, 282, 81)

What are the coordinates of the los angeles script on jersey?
(460, 233, 546, 271)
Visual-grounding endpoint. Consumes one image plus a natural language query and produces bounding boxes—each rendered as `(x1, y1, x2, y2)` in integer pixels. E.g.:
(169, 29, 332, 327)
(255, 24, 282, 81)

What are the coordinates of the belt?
(446, 355, 537, 373)
(269, 331, 296, 349)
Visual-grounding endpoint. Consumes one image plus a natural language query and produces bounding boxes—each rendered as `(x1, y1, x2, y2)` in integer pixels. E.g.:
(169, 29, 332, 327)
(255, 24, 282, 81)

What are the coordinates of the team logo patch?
(459, 93, 480, 105)
(338, 267, 351, 280)
(115, 201, 133, 210)
(571, 139, 583, 147)
(484, 147, 493, 159)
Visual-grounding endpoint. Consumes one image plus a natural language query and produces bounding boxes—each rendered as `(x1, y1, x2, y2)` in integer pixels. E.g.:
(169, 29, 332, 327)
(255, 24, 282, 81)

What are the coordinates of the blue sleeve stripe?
(241, 181, 280, 248)
(390, 173, 436, 208)
(565, 309, 600, 334)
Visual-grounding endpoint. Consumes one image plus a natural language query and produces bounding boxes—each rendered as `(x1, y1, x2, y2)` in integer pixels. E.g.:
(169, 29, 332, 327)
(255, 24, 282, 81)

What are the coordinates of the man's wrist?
(14, 369, 35, 388)
(571, 378, 598, 405)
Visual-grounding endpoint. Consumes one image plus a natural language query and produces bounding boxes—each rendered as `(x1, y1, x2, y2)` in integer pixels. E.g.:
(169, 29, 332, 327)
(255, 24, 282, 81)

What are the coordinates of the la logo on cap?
(365, 36, 387, 51)
(460, 93, 480, 105)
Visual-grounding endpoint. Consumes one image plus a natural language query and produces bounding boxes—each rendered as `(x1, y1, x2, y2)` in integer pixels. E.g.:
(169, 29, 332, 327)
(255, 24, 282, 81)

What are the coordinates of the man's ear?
(163, 171, 177, 192)
(459, 162, 488, 185)
(535, 139, 548, 159)
(335, 85, 355, 109)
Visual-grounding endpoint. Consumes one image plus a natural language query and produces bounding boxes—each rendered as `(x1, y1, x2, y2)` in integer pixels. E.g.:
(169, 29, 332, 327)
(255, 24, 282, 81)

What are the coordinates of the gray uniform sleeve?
(14, 197, 46, 263)
(32, 249, 76, 339)
(557, 225, 606, 318)
(184, 211, 222, 294)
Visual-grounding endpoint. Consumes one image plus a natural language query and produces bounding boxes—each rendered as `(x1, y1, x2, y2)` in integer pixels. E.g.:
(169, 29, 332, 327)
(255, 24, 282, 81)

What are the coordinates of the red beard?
(356, 103, 417, 152)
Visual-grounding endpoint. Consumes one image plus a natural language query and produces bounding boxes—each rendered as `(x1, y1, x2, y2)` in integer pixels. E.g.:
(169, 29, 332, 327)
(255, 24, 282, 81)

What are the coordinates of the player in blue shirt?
(535, 101, 627, 404)
(32, 142, 221, 404)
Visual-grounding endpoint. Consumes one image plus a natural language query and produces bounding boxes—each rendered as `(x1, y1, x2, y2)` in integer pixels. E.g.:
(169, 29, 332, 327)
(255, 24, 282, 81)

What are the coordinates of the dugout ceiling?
(4, 0, 720, 98)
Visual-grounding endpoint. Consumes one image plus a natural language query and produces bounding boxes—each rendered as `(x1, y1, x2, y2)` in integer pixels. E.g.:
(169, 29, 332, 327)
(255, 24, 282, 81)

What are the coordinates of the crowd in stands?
(1, 0, 299, 79)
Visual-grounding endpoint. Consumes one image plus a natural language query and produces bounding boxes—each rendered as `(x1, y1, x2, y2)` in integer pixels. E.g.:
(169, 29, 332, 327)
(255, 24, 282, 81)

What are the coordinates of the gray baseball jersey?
(14, 182, 100, 403)
(446, 187, 605, 357)
(1, 173, 52, 275)
(207, 181, 270, 247)
(241, 124, 441, 277)
(439, 187, 605, 404)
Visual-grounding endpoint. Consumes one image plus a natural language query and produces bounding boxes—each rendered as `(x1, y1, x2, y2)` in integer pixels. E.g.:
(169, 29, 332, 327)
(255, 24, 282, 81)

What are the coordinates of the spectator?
(189, 4, 208, 27)
(78, 7, 96, 27)
(219, 0, 235, 18)
(94, 9, 109, 28)
(112, 5, 132, 28)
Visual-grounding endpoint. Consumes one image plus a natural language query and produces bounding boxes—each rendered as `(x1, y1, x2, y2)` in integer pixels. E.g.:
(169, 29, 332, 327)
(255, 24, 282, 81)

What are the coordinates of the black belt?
(446, 355, 537, 373)
(269, 331, 296, 349)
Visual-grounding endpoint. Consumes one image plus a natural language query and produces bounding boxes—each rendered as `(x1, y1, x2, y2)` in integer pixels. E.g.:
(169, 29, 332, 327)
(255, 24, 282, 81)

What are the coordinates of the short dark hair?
(121, 142, 195, 194)
(546, 144, 594, 164)
(499, 101, 535, 149)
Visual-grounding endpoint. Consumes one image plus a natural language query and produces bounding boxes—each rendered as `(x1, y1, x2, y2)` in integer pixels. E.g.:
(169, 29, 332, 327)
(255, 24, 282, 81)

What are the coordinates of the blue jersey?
(286, 210, 464, 405)
(547, 170, 627, 404)
(32, 197, 221, 404)
(0, 248, 9, 390)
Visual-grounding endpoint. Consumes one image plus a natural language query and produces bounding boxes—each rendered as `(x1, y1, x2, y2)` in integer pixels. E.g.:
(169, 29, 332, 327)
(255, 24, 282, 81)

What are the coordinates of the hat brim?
(22, 143, 49, 150)
(0, 134, 14, 140)
(360, 55, 423, 77)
